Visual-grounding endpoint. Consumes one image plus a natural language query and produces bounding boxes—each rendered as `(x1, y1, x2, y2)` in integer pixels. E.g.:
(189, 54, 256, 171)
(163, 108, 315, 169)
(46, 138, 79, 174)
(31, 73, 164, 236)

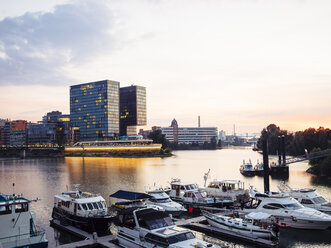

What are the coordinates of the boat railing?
(0, 229, 46, 245)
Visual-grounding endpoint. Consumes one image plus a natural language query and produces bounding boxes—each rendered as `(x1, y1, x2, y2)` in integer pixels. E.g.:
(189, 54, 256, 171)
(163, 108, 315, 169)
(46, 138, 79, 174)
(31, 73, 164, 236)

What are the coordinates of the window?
(97, 202, 103, 209)
(313, 197, 327, 204)
(87, 203, 93, 210)
(301, 199, 313, 204)
(15, 203, 29, 213)
(81, 204, 88, 211)
(93, 203, 98, 209)
(0, 205, 12, 215)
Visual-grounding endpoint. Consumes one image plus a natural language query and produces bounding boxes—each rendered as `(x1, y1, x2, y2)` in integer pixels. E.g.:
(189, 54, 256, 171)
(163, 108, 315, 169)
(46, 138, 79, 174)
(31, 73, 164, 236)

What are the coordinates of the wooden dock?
(175, 216, 278, 248)
(50, 219, 119, 248)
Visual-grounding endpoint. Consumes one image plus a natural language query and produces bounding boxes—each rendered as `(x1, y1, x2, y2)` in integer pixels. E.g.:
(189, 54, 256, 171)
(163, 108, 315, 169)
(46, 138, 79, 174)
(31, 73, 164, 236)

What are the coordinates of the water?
(0, 148, 331, 247)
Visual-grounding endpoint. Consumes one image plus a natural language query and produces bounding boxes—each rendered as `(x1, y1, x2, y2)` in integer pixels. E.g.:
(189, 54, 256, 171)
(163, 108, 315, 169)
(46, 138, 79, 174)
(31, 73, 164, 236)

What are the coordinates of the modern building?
(4, 120, 28, 146)
(161, 119, 218, 144)
(27, 123, 57, 145)
(70, 80, 120, 141)
(42, 111, 62, 123)
(120, 85, 147, 136)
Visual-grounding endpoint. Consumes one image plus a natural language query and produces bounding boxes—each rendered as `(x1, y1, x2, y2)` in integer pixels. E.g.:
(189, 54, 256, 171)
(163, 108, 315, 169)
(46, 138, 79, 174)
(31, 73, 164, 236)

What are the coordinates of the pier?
(50, 219, 119, 248)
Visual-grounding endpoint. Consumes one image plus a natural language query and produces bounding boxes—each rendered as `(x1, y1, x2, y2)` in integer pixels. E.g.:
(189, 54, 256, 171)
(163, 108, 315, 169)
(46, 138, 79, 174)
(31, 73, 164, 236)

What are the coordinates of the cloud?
(0, 0, 117, 86)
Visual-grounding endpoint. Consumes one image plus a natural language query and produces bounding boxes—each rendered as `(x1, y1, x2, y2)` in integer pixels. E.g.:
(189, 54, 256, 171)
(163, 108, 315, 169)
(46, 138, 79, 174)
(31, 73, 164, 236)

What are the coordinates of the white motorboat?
(0, 193, 48, 248)
(169, 179, 232, 208)
(240, 160, 255, 177)
(202, 179, 249, 203)
(52, 187, 114, 236)
(145, 189, 186, 217)
(115, 206, 220, 248)
(254, 160, 264, 176)
(241, 187, 331, 230)
(277, 182, 331, 215)
(202, 210, 278, 240)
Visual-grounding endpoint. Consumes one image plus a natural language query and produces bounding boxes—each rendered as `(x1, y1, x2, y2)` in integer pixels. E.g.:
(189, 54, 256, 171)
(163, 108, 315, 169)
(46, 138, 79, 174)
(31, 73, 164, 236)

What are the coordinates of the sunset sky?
(0, 0, 330, 134)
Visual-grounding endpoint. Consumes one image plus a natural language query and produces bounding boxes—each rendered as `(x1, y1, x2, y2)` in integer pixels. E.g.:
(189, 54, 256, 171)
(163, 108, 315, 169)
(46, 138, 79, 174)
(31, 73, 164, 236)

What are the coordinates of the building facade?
(161, 119, 218, 144)
(4, 120, 28, 146)
(70, 80, 120, 141)
(120, 85, 147, 136)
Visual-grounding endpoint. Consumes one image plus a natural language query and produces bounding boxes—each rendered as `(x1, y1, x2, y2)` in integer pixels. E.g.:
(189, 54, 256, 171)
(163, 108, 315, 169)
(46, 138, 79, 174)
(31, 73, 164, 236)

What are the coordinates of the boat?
(168, 179, 232, 208)
(240, 187, 331, 230)
(115, 206, 220, 248)
(254, 160, 264, 176)
(202, 179, 249, 203)
(277, 182, 331, 215)
(202, 210, 278, 240)
(109, 190, 153, 212)
(145, 189, 187, 217)
(0, 193, 48, 248)
(240, 160, 255, 177)
(52, 187, 114, 236)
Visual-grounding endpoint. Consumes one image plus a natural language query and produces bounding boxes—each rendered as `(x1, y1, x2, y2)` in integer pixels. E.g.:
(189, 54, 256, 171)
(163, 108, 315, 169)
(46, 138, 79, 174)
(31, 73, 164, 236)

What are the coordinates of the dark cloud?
(0, 0, 116, 85)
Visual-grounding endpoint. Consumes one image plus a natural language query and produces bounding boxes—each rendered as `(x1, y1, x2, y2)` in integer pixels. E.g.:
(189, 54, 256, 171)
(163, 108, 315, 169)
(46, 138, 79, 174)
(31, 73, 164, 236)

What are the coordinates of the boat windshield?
(167, 232, 195, 244)
(195, 191, 207, 198)
(137, 210, 174, 230)
(313, 196, 327, 204)
(155, 198, 171, 203)
(283, 203, 302, 210)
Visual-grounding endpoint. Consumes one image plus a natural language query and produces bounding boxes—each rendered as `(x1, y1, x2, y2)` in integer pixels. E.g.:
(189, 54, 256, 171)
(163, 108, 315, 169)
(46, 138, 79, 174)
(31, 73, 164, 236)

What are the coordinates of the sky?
(0, 0, 330, 134)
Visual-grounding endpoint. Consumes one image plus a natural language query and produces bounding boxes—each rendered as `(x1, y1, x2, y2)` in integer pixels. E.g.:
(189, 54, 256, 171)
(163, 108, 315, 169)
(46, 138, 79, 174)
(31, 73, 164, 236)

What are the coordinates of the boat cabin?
(206, 180, 245, 192)
(169, 179, 199, 198)
(54, 190, 107, 217)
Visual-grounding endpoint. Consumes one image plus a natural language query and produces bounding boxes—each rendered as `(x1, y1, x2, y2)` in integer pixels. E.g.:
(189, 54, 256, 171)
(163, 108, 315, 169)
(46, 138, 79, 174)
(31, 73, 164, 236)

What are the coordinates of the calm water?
(1, 148, 331, 247)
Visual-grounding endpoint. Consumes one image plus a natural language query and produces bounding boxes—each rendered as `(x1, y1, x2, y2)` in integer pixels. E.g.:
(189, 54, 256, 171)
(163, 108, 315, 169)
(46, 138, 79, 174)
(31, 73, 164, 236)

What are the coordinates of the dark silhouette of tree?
(147, 129, 169, 149)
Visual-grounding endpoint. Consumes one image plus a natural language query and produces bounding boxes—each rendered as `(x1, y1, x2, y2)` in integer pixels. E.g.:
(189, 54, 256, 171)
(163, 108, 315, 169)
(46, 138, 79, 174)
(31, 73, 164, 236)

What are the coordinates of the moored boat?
(241, 187, 331, 230)
(240, 160, 255, 177)
(254, 160, 264, 176)
(202, 210, 278, 240)
(115, 206, 220, 248)
(168, 179, 232, 208)
(145, 189, 187, 217)
(277, 182, 331, 215)
(52, 187, 114, 236)
(0, 193, 48, 248)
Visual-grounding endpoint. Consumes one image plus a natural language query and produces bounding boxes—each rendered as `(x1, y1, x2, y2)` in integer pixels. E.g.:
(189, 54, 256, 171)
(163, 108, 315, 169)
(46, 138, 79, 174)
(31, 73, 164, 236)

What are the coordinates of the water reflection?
(0, 149, 330, 247)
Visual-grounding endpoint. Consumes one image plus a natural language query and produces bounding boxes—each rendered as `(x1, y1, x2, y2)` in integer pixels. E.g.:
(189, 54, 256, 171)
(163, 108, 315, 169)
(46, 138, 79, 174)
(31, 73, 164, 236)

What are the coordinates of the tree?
(148, 129, 169, 149)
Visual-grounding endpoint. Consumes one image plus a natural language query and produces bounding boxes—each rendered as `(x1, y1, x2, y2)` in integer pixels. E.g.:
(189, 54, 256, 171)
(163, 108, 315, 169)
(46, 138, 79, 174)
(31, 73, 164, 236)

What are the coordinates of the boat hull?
(52, 207, 114, 236)
(240, 170, 255, 177)
(1, 237, 48, 248)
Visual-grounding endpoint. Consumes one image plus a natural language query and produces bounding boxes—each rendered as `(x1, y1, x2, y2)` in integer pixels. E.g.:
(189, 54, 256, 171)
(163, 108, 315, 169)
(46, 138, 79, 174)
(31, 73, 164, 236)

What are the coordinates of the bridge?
(0, 145, 63, 158)
(283, 148, 331, 165)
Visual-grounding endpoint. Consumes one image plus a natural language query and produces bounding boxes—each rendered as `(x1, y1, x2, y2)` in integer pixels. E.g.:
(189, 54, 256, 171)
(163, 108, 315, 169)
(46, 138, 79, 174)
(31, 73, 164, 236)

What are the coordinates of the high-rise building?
(70, 80, 120, 141)
(120, 85, 147, 136)
(4, 120, 28, 146)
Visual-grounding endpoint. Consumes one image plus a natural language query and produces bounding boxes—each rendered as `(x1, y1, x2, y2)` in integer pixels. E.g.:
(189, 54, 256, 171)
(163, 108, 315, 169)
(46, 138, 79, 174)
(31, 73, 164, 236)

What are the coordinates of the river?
(0, 148, 330, 247)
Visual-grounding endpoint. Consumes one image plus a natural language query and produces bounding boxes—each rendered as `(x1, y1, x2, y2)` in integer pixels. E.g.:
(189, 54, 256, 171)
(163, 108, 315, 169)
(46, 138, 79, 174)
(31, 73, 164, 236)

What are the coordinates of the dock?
(50, 219, 119, 248)
(175, 216, 278, 248)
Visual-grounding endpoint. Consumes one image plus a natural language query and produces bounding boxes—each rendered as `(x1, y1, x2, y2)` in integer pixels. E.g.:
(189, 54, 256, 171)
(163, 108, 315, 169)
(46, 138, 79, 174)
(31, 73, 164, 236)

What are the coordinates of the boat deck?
(174, 216, 278, 248)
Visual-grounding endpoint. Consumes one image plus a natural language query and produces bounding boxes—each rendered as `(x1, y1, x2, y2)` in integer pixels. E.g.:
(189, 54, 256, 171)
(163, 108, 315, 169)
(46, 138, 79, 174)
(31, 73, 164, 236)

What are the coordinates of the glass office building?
(120, 86, 147, 136)
(70, 80, 120, 141)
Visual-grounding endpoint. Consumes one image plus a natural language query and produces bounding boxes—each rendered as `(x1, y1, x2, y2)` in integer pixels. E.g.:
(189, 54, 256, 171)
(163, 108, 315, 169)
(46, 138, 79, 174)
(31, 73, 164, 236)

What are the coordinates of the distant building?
(42, 111, 62, 123)
(70, 80, 120, 141)
(4, 120, 28, 146)
(27, 123, 57, 145)
(138, 126, 161, 139)
(161, 119, 218, 144)
(120, 85, 147, 136)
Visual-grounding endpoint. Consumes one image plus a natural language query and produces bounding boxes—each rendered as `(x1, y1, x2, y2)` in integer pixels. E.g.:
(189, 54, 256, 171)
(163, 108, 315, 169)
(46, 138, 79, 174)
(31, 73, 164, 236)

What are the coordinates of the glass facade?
(70, 80, 120, 141)
(120, 86, 147, 136)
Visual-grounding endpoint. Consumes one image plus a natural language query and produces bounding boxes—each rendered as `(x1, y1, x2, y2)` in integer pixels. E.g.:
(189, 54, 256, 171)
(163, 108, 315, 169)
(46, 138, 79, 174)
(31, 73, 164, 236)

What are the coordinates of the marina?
(0, 149, 331, 247)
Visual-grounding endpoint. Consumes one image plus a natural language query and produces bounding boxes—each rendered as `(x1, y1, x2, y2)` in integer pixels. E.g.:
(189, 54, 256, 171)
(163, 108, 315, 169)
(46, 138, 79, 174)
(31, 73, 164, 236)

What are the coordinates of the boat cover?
(246, 212, 271, 220)
(0, 195, 6, 202)
(110, 190, 151, 200)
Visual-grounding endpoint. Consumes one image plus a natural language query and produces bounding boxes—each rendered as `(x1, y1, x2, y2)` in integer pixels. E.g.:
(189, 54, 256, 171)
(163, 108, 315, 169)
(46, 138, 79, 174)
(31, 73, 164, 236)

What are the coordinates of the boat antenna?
(12, 183, 15, 196)
(203, 169, 211, 187)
